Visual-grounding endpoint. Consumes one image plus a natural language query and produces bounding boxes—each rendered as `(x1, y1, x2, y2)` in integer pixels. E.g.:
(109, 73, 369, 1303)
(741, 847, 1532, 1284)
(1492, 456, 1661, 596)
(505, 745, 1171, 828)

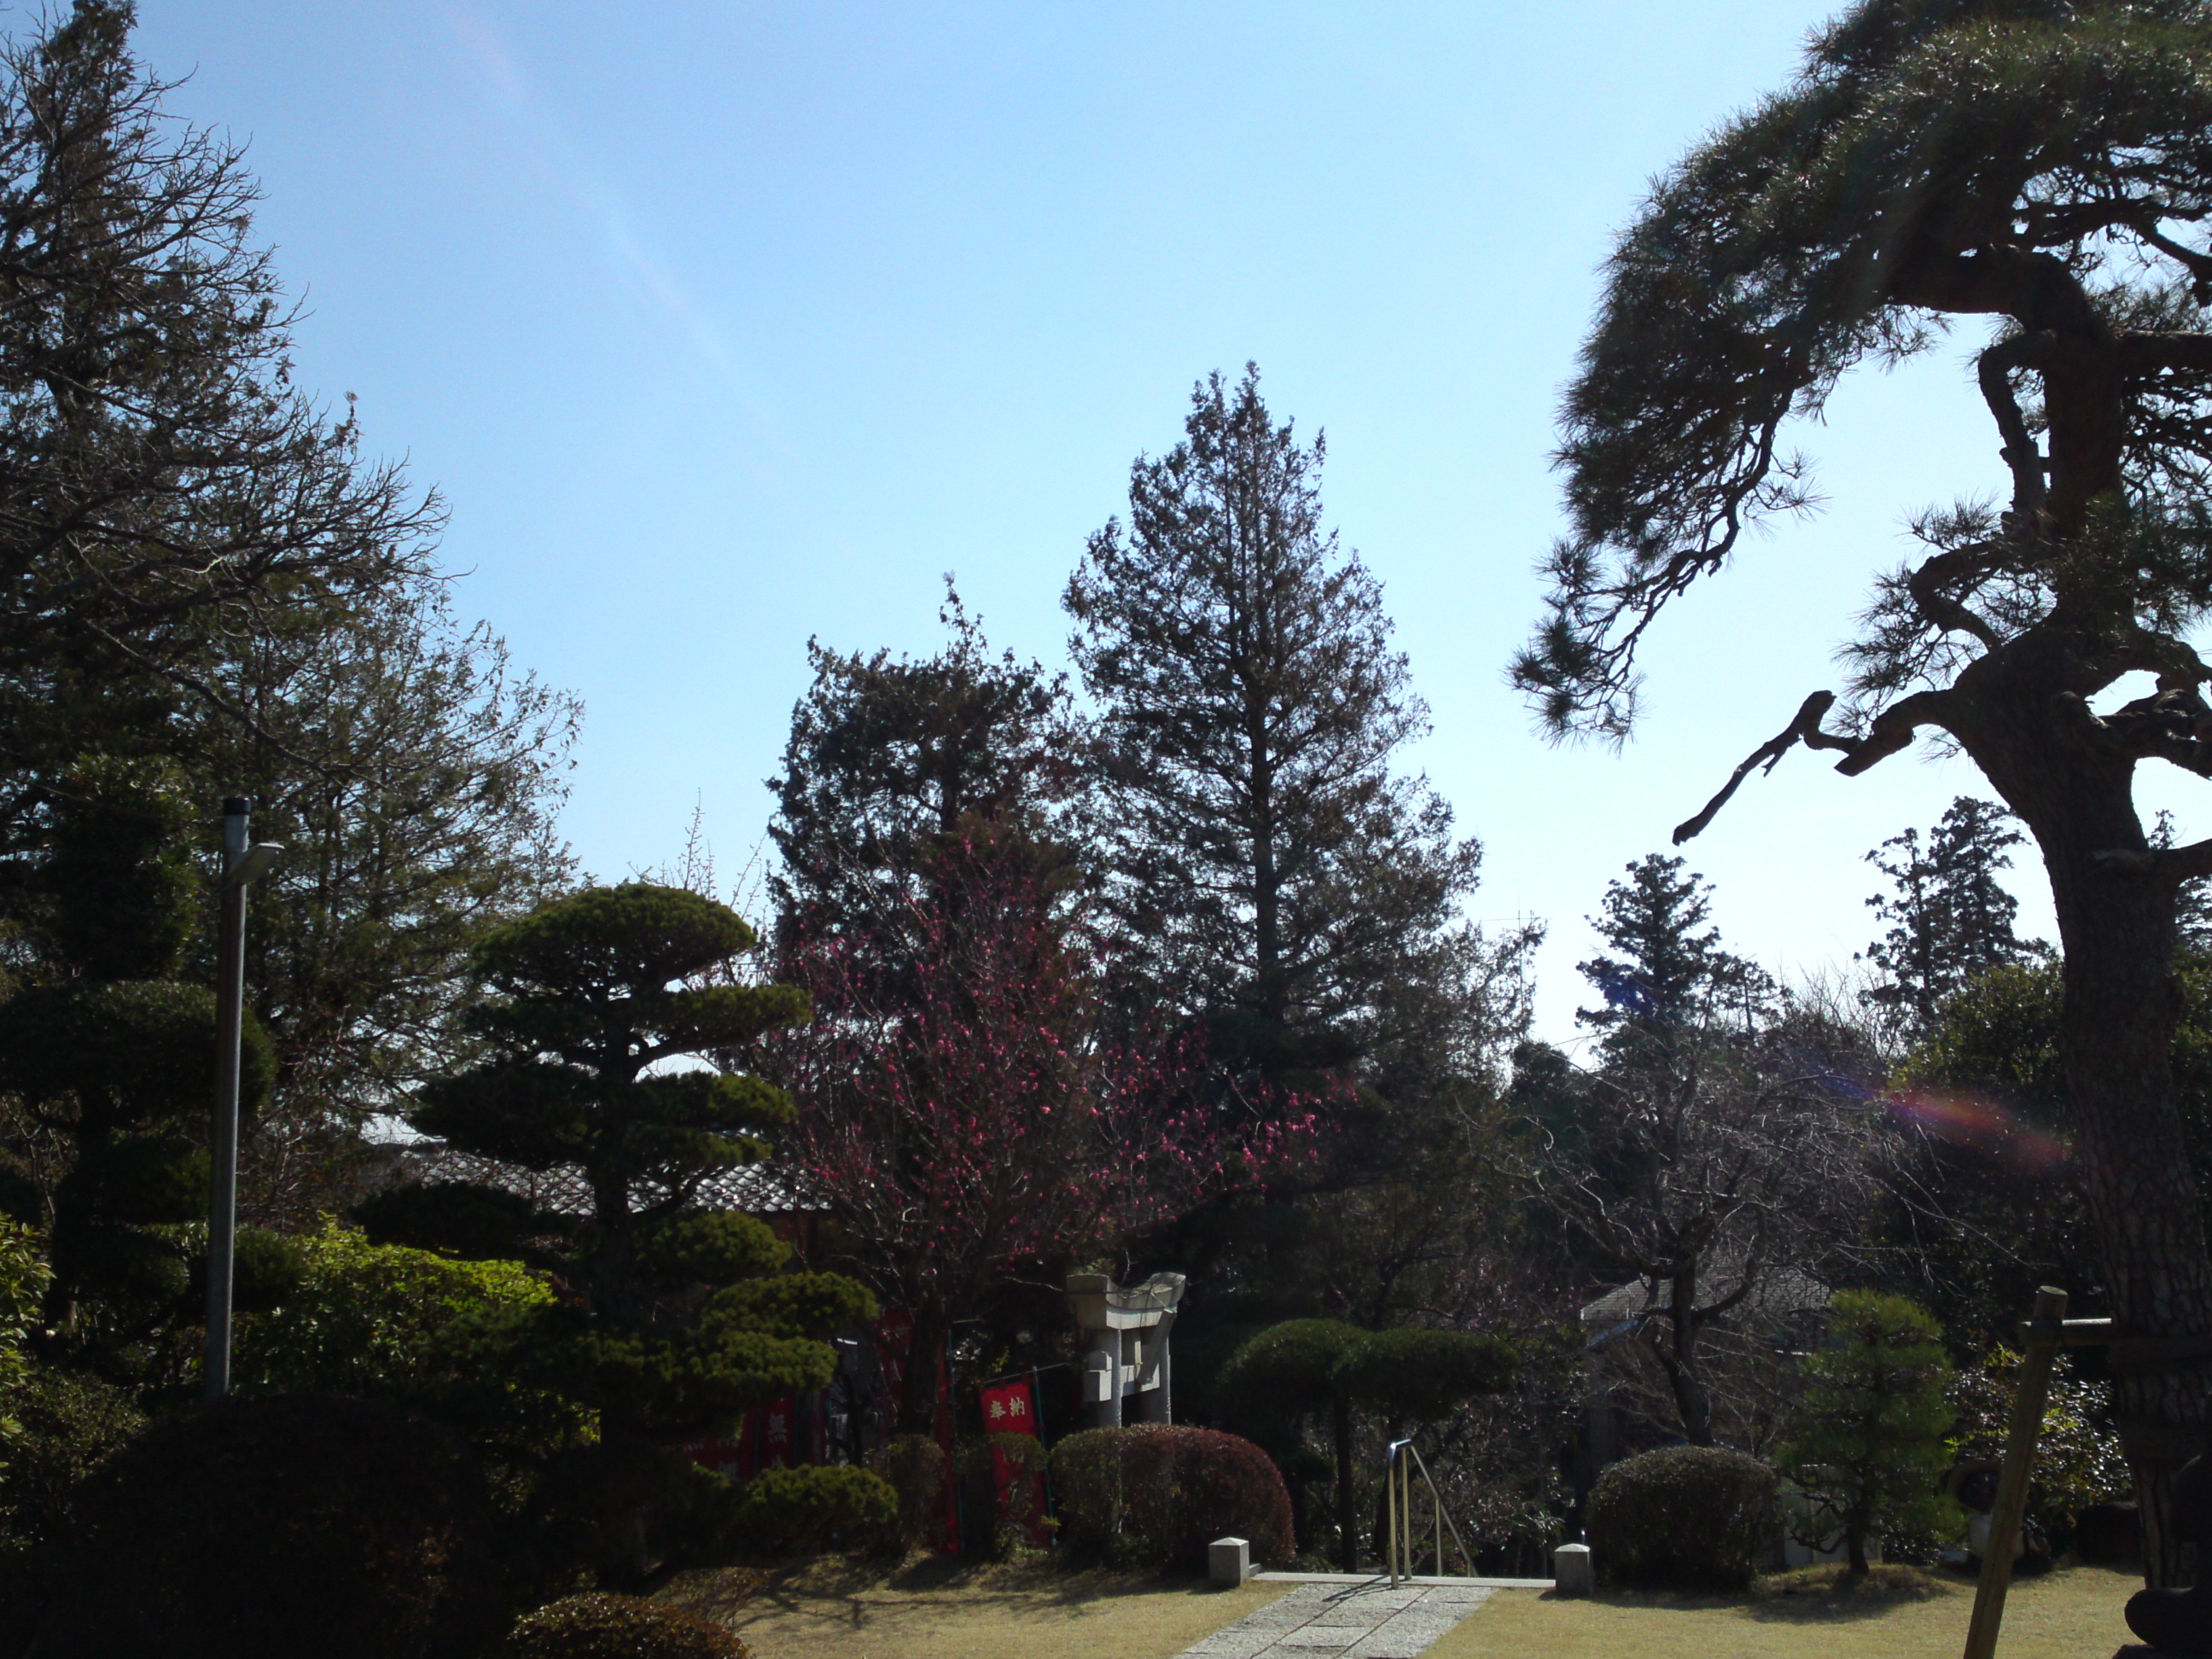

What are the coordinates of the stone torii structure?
(1067, 1271, 1185, 1429)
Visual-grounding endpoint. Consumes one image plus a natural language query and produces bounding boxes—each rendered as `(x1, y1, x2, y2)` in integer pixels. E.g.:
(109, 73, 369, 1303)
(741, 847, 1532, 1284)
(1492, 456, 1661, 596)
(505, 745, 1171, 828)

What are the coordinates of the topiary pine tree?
(359, 882, 884, 1578)
(0, 757, 272, 1371)
(1783, 1291, 1957, 1576)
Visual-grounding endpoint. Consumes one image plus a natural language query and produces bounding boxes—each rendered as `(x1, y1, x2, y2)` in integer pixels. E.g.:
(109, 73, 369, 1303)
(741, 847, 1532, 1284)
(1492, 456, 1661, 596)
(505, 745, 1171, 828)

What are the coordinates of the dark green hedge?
(31, 1393, 509, 1659)
(1586, 1445, 1778, 1590)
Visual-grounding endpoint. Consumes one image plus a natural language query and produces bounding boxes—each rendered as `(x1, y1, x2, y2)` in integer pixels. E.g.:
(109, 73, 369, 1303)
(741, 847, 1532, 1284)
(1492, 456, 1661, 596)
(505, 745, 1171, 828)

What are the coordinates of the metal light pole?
(204, 797, 280, 1401)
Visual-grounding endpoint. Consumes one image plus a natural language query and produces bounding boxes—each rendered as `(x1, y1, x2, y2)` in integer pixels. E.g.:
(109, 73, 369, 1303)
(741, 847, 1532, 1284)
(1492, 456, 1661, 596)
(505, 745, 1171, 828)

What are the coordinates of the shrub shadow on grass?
(664, 1554, 1225, 1634)
(1559, 1565, 1956, 1627)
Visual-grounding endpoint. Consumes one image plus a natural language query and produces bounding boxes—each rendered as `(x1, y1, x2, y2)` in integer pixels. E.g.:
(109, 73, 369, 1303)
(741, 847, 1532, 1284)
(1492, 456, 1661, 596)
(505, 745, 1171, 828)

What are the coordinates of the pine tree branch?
(1978, 332, 2053, 521)
(1674, 689, 1957, 843)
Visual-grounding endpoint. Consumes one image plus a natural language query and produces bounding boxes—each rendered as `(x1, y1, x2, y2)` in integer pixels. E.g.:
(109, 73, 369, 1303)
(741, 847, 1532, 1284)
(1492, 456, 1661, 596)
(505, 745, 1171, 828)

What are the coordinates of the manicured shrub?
(0, 1364, 145, 1651)
(729, 1463, 895, 1551)
(868, 1434, 946, 1555)
(1586, 1444, 1778, 1591)
(31, 1393, 509, 1659)
(0, 1363, 144, 1547)
(948, 1433, 1052, 1559)
(503, 1592, 749, 1659)
(1050, 1424, 1294, 1574)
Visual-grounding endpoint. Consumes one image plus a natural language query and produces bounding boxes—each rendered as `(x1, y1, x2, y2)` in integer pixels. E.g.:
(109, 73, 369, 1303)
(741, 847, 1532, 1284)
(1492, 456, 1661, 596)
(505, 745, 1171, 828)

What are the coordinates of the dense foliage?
(30, 1394, 510, 1659)
(1048, 1424, 1295, 1573)
(503, 1593, 750, 1659)
(1586, 1446, 1779, 1591)
(1782, 1292, 1957, 1575)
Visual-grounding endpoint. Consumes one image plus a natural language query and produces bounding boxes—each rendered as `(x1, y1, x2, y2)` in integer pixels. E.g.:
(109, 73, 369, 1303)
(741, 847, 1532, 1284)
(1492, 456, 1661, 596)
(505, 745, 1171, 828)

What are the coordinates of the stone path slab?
(1176, 1580, 1495, 1659)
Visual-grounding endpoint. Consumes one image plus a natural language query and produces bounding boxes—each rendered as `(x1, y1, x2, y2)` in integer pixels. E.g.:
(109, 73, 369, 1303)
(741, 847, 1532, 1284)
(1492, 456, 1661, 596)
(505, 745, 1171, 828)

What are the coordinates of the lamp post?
(204, 796, 280, 1401)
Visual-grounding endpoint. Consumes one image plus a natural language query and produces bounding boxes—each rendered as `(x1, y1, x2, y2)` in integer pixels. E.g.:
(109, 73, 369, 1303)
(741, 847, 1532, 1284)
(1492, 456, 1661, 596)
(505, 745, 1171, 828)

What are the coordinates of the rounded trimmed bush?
(1050, 1423, 1295, 1573)
(1586, 1445, 1778, 1590)
(0, 1365, 146, 1651)
(32, 1392, 509, 1659)
(867, 1434, 946, 1555)
(504, 1592, 750, 1658)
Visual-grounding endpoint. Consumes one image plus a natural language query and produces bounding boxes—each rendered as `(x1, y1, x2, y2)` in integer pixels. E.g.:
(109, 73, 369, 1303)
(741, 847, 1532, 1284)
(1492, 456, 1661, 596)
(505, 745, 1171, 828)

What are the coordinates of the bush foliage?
(1050, 1423, 1294, 1573)
(869, 1434, 946, 1556)
(1586, 1445, 1778, 1591)
(503, 1592, 749, 1659)
(31, 1393, 510, 1659)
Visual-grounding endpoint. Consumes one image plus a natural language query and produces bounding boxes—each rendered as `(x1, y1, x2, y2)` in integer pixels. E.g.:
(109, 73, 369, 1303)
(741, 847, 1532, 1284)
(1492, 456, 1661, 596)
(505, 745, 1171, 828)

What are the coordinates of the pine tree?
(0, 758, 272, 1369)
(1783, 1291, 1956, 1575)
(1065, 365, 1495, 1097)
(1507, 0, 2212, 1577)
(767, 584, 1080, 973)
(1860, 798, 2035, 1034)
(0, 7, 578, 1225)
(362, 883, 882, 1579)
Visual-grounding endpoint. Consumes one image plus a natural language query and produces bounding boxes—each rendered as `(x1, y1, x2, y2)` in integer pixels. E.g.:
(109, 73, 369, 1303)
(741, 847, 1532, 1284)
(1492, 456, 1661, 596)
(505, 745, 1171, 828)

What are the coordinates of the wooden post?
(1963, 1286, 2068, 1659)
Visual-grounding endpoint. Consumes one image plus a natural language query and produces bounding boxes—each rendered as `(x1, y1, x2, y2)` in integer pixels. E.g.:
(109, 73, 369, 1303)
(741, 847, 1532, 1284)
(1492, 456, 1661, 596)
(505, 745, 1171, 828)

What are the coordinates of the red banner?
(981, 1379, 1048, 1546)
(980, 1379, 1037, 1435)
(758, 1397, 798, 1469)
(683, 1429, 751, 1481)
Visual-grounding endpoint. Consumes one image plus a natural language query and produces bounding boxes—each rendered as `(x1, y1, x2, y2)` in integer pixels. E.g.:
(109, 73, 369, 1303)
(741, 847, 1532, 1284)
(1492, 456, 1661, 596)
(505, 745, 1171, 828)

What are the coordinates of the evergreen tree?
(0, 758, 272, 1371)
(0, 7, 579, 1226)
(0, 2, 435, 731)
(767, 585, 1080, 971)
(1783, 1291, 1956, 1575)
(362, 884, 882, 1579)
(1508, 0, 2212, 1575)
(1576, 853, 1767, 1061)
(1065, 365, 1499, 1097)
(1860, 797, 2035, 1035)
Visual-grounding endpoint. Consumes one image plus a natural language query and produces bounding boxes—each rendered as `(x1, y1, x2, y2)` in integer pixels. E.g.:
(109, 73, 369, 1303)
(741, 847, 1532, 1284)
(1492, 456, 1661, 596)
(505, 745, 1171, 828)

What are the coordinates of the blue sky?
(131, 1, 2189, 1045)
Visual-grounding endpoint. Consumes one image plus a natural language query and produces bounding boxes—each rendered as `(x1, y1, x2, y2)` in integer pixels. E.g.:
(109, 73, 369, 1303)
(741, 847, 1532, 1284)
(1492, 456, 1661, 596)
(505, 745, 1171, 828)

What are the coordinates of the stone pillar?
(1552, 1541, 1594, 1596)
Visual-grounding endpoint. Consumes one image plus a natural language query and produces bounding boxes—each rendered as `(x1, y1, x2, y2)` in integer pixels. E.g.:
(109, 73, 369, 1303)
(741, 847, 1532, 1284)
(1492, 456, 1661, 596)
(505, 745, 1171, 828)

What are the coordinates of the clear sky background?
(128, 0, 2199, 1049)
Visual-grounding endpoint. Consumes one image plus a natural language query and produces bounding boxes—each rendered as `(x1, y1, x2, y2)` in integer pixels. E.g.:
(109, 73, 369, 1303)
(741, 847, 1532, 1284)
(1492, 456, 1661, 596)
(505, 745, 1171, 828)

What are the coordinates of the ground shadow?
(666, 1554, 1234, 1636)
(1557, 1565, 1960, 1627)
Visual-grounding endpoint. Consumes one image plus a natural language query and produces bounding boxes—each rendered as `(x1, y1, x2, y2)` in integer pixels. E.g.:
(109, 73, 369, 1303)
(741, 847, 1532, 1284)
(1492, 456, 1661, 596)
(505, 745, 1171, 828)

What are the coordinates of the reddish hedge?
(1049, 1424, 1294, 1573)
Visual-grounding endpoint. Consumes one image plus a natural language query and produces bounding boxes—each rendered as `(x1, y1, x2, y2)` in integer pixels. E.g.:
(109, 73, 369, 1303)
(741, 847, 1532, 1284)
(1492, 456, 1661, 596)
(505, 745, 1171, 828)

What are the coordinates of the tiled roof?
(380, 1141, 811, 1217)
(1579, 1265, 1830, 1331)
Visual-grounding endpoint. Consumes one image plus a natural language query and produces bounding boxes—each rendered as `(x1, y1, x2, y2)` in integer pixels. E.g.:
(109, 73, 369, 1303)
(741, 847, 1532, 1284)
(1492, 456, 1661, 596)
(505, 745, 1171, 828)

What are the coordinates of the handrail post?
(1962, 1286, 2067, 1659)
(1386, 1440, 1399, 1585)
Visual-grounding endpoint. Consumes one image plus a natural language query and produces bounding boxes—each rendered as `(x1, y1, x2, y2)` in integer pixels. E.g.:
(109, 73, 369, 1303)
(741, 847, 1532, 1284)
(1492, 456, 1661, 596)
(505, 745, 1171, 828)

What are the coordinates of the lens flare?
(1883, 1087, 2070, 1173)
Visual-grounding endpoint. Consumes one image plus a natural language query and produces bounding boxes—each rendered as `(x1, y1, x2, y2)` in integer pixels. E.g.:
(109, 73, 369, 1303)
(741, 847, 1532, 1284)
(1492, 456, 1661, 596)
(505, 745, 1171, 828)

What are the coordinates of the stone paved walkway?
(1174, 1581, 1495, 1659)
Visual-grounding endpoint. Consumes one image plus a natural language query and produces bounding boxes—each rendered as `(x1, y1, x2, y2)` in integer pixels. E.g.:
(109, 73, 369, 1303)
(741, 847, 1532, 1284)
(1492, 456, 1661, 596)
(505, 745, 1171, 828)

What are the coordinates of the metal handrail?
(1384, 1438, 1472, 1585)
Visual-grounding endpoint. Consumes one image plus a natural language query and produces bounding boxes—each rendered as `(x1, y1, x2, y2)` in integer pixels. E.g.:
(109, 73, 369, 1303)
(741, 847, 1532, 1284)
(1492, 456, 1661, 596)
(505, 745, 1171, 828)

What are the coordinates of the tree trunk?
(1663, 1260, 1715, 1447)
(898, 1305, 948, 1437)
(1959, 666, 2212, 1588)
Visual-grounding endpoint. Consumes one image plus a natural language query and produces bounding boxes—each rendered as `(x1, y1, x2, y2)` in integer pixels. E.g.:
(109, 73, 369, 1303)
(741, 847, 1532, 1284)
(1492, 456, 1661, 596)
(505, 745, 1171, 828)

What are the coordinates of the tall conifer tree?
(1065, 366, 1506, 1100)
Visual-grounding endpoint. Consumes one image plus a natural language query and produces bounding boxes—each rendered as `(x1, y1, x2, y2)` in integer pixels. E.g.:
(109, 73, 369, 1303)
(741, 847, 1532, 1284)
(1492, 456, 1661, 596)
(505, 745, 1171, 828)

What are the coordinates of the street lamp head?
(229, 842, 281, 886)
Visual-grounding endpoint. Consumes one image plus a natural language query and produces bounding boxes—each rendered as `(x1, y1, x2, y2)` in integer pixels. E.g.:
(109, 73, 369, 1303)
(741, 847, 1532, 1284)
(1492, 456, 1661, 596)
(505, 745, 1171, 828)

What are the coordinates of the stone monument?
(1066, 1271, 1185, 1429)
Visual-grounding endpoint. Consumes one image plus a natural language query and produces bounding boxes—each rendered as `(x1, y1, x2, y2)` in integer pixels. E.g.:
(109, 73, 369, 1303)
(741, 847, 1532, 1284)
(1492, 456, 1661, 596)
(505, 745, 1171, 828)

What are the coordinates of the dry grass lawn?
(661, 1558, 2143, 1659)
(660, 1556, 1294, 1659)
(1431, 1563, 2143, 1659)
